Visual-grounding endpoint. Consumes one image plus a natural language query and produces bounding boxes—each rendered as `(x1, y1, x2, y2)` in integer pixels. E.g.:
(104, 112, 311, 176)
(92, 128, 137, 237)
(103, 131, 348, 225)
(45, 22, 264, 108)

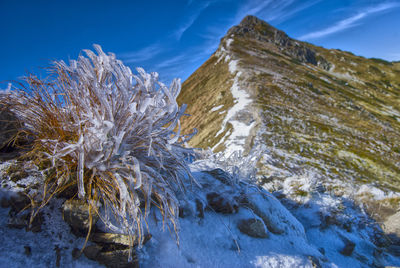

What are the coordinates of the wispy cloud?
(299, 2, 400, 40)
(268, 0, 321, 23)
(119, 43, 163, 64)
(235, 0, 307, 23)
(173, 2, 210, 40)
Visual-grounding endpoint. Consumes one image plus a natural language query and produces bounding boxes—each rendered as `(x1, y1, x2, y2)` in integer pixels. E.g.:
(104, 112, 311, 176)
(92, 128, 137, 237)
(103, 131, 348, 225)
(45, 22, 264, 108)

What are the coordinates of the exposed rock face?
(227, 15, 330, 68)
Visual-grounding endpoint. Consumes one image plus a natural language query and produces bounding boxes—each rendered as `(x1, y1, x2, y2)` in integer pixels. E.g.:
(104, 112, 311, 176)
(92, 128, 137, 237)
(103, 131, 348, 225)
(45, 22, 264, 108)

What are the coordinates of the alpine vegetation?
(1, 45, 197, 258)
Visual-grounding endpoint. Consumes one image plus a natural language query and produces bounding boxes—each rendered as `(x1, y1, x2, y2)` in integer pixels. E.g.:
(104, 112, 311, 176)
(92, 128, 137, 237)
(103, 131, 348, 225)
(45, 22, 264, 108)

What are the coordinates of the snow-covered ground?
(0, 156, 399, 267)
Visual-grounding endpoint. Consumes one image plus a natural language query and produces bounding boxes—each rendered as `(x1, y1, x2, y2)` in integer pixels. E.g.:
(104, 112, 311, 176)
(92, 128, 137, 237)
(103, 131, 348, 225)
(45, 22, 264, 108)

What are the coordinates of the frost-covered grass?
(0, 45, 197, 258)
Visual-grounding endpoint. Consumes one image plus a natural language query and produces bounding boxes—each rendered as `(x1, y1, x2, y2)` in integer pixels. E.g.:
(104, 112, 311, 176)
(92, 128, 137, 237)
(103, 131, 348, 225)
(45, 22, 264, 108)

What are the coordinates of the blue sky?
(1, 0, 400, 85)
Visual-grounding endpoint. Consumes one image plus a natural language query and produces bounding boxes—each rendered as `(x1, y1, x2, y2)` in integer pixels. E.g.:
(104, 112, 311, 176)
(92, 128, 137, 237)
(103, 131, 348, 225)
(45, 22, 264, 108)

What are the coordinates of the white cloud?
(235, 0, 308, 23)
(119, 43, 163, 64)
(173, 2, 210, 40)
(298, 2, 400, 40)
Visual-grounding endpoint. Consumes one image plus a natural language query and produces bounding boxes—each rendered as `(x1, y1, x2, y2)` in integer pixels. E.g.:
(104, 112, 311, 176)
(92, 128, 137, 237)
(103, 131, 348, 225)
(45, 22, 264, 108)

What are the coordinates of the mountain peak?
(227, 15, 329, 68)
(229, 15, 283, 42)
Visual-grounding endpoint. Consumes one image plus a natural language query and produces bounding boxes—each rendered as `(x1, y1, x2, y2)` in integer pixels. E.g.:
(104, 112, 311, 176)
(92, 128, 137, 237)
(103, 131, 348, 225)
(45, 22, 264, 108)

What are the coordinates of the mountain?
(178, 16, 400, 212)
(1, 20, 400, 267)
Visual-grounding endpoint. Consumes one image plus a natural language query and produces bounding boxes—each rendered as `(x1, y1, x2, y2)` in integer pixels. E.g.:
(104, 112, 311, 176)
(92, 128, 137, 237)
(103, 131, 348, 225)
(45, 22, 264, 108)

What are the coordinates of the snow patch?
(228, 60, 239, 74)
(213, 69, 254, 155)
(210, 104, 224, 112)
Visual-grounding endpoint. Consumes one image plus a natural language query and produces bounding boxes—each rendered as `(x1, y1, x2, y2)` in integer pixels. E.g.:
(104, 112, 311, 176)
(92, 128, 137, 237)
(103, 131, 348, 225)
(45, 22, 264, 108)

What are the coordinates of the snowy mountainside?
(178, 15, 400, 224)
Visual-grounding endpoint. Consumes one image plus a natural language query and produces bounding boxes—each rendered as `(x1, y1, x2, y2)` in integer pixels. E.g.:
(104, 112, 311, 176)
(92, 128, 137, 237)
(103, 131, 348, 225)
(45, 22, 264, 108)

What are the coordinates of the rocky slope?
(178, 15, 400, 223)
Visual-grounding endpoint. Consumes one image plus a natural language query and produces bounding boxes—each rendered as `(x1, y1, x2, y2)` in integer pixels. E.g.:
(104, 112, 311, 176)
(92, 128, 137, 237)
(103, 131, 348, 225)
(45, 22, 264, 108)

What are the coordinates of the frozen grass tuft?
(0, 45, 197, 258)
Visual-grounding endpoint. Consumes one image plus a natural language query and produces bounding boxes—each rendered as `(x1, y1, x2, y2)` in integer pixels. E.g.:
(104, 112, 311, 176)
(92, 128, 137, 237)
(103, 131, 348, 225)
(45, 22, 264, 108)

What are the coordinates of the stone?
(340, 239, 355, 256)
(96, 249, 139, 268)
(382, 211, 400, 242)
(1, 197, 10, 208)
(195, 199, 204, 218)
(206, 192, 238, 214)
(84, 245, 139, 268)
(9, 193, 31, 213)
(387, 245, 400, 256)
(204, 169, 232, 185)
(83, 245, 102, 260)
(62, 199, 99, 237)
(239, 195, 284, 234)
(90, 232, 151, 248)
(71, 248, 81, 260)
(237, 218, 269, 238)
(7, 211, 43, 232)
(307, 255, 322, 268)
(24, 246, 32, 257)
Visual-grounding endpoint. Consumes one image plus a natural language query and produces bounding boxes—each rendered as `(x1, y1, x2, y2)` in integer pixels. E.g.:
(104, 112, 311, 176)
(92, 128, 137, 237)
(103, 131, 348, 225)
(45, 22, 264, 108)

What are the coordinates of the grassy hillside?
(178, 15, 400, 192)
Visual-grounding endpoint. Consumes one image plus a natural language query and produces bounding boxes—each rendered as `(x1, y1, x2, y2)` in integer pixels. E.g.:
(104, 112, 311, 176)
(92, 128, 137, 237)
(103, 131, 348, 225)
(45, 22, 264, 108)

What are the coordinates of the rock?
(6, 193, 43, 232)
(96, 249, 139, 268)
(239, 195, 285, 234)
(1, 197, 10, 208)
(24, 246, 31, 257)
(382, 211, 400, 242)
(62, 199, 99, 237)
(8, 192, 31, 213)
(206, 192, 238, 214)
(195, 199, 204, 218)
(237, 218, 269, 238)
(307, 255, 322, 268)
(90, 232, 151, 248)
(83, 245, 139, 268)
(7, 211, 43, 232)
(28, 212, 44, 233)
(55, 245, 61, 267)
(387, 245, 400, 256)
(340, 239, 355, 256)
(71, 248, 81, 260)
(83, 245, 102, 260)
(204, 169, 232, 185)
(227, 15, 330, 68)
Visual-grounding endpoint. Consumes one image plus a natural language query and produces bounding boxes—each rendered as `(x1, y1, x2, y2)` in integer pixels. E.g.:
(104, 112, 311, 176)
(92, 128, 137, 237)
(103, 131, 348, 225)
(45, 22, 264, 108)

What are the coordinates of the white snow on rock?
(213, 61, 255, 156)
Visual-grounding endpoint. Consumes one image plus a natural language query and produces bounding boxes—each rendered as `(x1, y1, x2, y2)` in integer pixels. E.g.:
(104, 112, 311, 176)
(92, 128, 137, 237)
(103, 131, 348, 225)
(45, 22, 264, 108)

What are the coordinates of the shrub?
(1, 45, 197, 259)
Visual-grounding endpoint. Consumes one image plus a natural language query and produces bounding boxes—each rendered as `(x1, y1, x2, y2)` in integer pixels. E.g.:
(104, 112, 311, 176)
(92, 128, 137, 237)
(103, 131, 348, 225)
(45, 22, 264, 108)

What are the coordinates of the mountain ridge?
(178, 15, 400, 222)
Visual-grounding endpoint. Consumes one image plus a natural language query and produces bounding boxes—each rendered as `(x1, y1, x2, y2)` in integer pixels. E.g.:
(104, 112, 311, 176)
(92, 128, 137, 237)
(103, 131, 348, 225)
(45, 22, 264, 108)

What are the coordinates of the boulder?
(90, 232, 151, 248)
(239, 194, 285, 234)
(237, 218, 269, 238)
(83, 243, 140, 268)
(340, 239, 355, 256)
(62, 199, 99, 236)
(204, 169, 232, 185)
(382, 211, 400, 244)
(206, 192, 238, 214)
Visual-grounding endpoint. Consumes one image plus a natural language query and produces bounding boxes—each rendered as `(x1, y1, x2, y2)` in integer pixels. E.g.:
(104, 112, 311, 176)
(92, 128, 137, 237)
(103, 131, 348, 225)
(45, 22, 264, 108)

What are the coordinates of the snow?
(213, 66, 255, 155)
(228, 60, 239, 74)
(210, 104, 224, 112)
(0, 156, 400, 267)
(226, 38, 234, 48)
